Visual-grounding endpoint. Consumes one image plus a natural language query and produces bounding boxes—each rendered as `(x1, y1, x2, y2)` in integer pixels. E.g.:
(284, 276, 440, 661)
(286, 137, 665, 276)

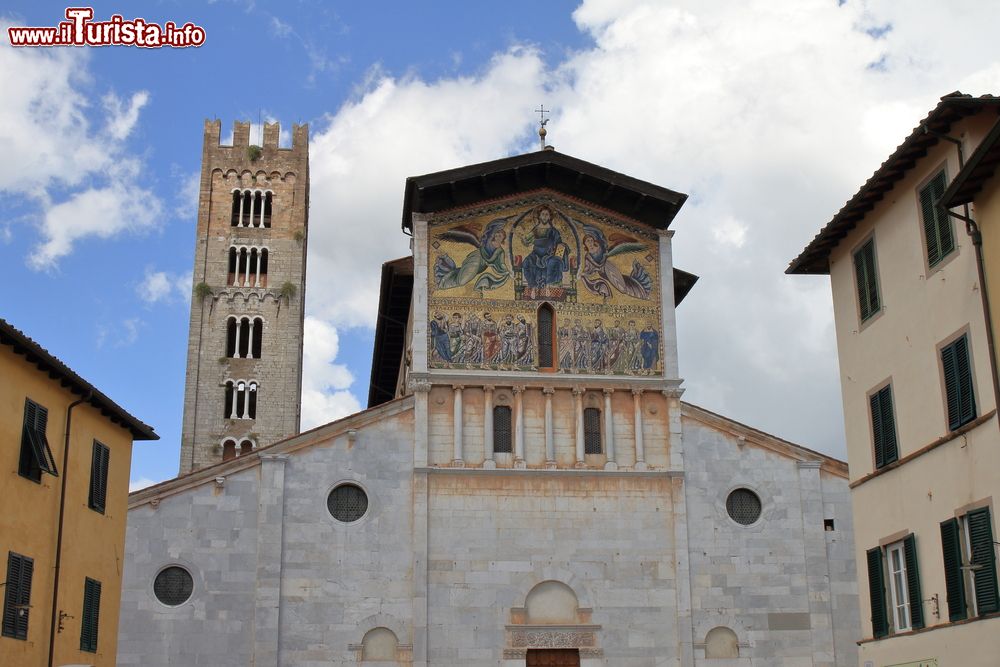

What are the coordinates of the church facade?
(118, 146, 860, 666)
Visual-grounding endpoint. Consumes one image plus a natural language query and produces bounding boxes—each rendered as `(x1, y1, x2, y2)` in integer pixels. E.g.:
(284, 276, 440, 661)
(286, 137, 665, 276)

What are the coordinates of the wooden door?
(526, 648, 580, 666)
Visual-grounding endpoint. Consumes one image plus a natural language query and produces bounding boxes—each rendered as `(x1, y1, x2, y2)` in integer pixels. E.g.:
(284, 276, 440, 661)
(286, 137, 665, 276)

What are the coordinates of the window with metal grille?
(2, 552, 33, 640)
(869, 384, 898, 469)
(19, 398, 57, 482)
(153, 566, 194, 607)
(80, 577, 101, 653)
(493, 406, 512, 454)
(853, 237, 881, 323)
(941, 334, 976, 431)
(538, 304, 554, 368)
(920, 170, 955, 267)
(726, 488, 762, 525)
(583, 407, 602, 454)
(88, 441, 110, 514)
(327, 484, 369, 523)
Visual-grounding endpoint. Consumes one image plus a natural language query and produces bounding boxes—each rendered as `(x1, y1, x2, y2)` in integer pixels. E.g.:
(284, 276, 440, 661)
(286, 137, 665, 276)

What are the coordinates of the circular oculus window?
(726, 488, 762, 525)
(327, 483, 369, 523)
(153, 566, 194, 606)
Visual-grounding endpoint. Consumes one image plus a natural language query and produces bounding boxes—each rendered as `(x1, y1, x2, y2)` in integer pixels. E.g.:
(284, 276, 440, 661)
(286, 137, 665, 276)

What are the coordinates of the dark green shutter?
(854, 239, 881, 322)
(942, 336, 977, 431)
(867, 547, 889, 638)
(920, 171, 955, 267)
(870, 386, 898, 469)
(940, 518, 967, 621)
(2, 552, 33, 640)
(89, 441, 110, 513)
(20, 399, 57, 478)
(968, 507, 999, 614)
(80, 578, 101, 652)
(903, 534, 924, 629)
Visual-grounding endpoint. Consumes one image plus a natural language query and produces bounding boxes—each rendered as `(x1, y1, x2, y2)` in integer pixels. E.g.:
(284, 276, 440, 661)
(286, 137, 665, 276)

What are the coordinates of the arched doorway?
(526, 648, 579, 666)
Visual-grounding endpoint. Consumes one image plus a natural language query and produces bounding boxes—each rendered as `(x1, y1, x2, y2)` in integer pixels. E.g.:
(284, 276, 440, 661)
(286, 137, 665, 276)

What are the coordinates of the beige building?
(0, 318, 157, 667)
(789, 92, 1000, 666)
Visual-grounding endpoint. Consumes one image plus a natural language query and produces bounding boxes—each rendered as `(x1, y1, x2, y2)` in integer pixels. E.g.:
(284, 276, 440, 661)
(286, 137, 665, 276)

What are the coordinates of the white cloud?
(175, 170, 200, 220)
(97, 317, 143, 349)
(129, 477, 162, 492)
(0, 19, 160, 268)
(301, 316, 361, 429)
(137, 268, 191, 304)
(301, 1, 1000, 457)
(270, 16, 293, 39)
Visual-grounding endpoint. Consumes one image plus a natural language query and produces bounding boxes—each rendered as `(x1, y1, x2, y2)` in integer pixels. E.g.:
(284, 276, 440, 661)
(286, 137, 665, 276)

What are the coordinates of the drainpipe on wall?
(47, 390, 92, 667)
(925, 125, 1000, 425)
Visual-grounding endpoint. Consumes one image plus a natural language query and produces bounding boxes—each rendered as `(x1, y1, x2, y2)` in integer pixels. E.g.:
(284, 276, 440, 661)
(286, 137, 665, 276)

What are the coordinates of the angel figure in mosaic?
(579, 224, 652, 301)
(434, 218, 510, 291)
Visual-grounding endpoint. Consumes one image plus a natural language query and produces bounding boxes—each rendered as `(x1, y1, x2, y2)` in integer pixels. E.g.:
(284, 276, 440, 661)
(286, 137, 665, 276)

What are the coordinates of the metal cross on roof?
(535, 105, 550, 150)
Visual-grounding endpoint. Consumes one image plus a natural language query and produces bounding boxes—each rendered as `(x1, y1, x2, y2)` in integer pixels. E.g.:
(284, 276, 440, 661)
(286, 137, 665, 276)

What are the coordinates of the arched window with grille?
(583, 407, 602, 454)
(537, 303, 555, 369)
(493, 405, 512, 454)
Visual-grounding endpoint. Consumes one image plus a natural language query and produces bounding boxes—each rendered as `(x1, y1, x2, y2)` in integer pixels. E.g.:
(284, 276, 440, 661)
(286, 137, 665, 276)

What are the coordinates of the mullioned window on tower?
(230, 189, 272, 228)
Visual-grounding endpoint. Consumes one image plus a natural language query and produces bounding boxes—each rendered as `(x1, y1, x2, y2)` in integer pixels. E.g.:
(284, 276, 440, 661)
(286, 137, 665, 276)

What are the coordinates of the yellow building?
(788, 92, 1000, 666)
(0, 318, 157, 667)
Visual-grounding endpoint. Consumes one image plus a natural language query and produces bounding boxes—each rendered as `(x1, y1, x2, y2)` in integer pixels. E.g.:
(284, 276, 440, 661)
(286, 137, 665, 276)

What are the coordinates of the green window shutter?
(2, 553, 21, 638)
(940, 518, 967, 621)
(89, 441, 110, 514)
(942, 336, 977, 431)
(867, 547, 889, 638)
(80, 578, 101, 653)
(903, 534, 925, 629)
(968, 507, 999, 614)
(920, 171, 955, 267)
(854, 239, 881, 322)
(870, 386, 898, 469)
(19, 399, 58, 478)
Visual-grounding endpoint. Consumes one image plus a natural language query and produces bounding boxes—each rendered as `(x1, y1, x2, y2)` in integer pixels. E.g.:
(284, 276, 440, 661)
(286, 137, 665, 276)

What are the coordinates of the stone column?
(543, 387, 556, 468)
(483, 385, 496, 469)
(603, 389, 617, 470)
(452, 385, 464, 466)
(254, 454, 287, 667)
(658, 229, 680, 380)
(513, 385, 526, 468)
(633, 388, 647, 470)
(573, 387, 585, 467)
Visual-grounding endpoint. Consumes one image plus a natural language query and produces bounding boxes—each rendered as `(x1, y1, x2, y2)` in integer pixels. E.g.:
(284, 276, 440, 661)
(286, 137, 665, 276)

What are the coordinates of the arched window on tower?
(537, 303, 555, 369)
(228, 246, 269, 287)
(493, 405, 512, 454)
(584, 407, 602, 454)
(222, 439, 237, 461)
(231, 189, 274, 228)
(230, 191, 241, 226)
(224, 380, 258, 419)
(226, 317, 263, 359)
(262, 192, 272, 228)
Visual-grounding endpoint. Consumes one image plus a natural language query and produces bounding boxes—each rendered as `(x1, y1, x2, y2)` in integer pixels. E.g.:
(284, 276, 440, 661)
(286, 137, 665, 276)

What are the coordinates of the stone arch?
(525, 580, 578, 624)
(362, 627, 397, 661)
(516, 568, 594, 610)
(704, 626, 739, 659)
(350, 614, 411, 664)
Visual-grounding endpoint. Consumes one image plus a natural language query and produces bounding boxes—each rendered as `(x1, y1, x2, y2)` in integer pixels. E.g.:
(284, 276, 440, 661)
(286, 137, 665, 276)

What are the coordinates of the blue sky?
(3, 1, 1000, 489)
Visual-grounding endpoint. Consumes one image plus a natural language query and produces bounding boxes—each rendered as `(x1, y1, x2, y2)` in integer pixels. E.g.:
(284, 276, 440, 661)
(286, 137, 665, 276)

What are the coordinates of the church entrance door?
(525, 648, 580, 666)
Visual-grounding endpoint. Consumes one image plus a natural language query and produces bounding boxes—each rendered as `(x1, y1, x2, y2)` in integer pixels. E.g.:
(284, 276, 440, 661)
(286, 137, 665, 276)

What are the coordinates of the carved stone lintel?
(509, 628, 598, 649)
(542, 386, 555, 395)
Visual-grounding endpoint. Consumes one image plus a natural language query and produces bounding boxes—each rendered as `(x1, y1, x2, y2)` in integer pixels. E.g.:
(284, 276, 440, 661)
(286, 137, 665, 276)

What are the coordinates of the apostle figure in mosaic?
(572, 319, 590, 371)
(430, 313, 452, 363)
(590, 320, 609, 371)
(640, 322, 660, 370)
(463, 314, 483, 364)
(606, 320, 624, 369)
(498, 314, 518, 365)
(448, 313, 465, 363)
(481, 312, 500, 364)
(619, 320, 641, 372)
(434, 218, 510, 291)
(580, 224, 653, 301)
(521, 205, 570, 288)
(558, 324, 574, 370)
(514, 316, 534, 365)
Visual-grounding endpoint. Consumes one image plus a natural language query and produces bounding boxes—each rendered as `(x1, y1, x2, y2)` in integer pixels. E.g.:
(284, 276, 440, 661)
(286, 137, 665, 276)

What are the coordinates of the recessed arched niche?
(525, 580, 579, 624)
(362, 626, 398, 661)
(704, 626, 739, 658)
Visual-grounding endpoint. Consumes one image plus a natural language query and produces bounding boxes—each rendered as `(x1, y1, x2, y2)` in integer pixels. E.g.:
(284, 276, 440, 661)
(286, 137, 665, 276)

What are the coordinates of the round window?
(327, 483, 369, 523)
(153, 566, 194, 606)
(726, 488, 762, 525)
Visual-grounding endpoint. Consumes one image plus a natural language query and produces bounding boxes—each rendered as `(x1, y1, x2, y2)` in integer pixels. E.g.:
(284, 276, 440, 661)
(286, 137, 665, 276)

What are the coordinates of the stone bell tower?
(178, 120, 309, 473)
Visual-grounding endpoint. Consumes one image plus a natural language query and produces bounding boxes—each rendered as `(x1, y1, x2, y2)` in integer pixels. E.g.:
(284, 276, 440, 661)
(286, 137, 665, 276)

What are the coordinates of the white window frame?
(886, 541, 912, 632)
